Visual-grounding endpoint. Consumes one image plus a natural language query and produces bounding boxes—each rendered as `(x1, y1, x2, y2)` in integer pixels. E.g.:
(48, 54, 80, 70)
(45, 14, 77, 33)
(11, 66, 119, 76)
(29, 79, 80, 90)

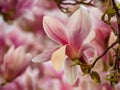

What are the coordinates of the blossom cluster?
(0, 0, 120, 90)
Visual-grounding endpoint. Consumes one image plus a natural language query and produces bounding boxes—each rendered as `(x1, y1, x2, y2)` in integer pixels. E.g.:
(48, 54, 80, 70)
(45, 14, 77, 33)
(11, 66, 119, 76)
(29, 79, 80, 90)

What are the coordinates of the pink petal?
(83, 30, 95, 45)
(67, 5, 92, 51)
(66, 45, 77, 59)
(64, 58, 79, 85)
(43, 16, 68, 45)
(32, 47, 59, 63)
(51, 46, 66, 71)
(80, 44, 97, 64)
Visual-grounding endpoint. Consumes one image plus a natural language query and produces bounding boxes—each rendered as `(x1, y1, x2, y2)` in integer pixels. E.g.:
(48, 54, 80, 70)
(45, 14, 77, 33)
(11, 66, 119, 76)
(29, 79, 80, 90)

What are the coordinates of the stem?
(92, 41, 118, 67)
(114, 47, 120, 71)
(112, 0, 120, 39)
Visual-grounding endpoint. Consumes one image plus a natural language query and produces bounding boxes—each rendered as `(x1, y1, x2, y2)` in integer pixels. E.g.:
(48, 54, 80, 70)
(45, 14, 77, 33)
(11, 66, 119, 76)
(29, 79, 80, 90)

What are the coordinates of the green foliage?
(72, 59, 102, 83)
(106, 8, 116, 17)
(80, 64, 91, 74)
(90, 71, 101, 83)
(101, 8, 115, 24)
(106, 73, 120, 84)
(117, 3, 120, 9)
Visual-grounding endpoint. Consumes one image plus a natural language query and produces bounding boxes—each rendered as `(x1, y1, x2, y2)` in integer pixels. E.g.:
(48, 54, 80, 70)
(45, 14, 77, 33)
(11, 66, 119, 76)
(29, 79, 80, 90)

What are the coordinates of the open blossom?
(33, 6, 95, 84)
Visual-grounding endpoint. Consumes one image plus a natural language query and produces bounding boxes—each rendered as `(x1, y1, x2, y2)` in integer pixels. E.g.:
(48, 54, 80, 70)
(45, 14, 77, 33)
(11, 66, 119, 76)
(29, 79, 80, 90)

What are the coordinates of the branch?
(92, 41, 118, 67)
(54, 0, 95, 13)
(112, 0, 120, 39)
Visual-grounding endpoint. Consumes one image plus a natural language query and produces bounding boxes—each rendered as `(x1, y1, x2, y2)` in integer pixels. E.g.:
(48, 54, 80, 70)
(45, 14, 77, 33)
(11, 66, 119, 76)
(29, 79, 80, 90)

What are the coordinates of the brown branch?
(112, 0, 120, 39)
(92, 41, 118, 67)
(54, 0, 95, 13)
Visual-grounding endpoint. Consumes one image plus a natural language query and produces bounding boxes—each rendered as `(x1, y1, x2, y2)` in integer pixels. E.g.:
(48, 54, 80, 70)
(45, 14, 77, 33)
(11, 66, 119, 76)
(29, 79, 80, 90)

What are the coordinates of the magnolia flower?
(36, 63, 73, 90)
(33, 6, 95, 84)
(86, 7, 111, 62)
(3, 46, 31, 82)
(5, 25, 34, 48)
(0, 0, 38, 21)
(92, 15, 111, 62)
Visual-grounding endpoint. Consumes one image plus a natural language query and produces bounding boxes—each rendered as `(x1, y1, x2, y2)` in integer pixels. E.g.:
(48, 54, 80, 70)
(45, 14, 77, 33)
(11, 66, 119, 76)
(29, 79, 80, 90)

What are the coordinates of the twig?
(112, 0, 120, 39)
(92, 41, 118, 67)
(54, 0, 95, 13)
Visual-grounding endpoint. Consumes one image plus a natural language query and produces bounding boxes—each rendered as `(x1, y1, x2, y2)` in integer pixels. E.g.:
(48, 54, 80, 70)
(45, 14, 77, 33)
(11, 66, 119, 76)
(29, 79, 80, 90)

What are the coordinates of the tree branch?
(92, 41, 118, 67)
(112, 0, 120, 39)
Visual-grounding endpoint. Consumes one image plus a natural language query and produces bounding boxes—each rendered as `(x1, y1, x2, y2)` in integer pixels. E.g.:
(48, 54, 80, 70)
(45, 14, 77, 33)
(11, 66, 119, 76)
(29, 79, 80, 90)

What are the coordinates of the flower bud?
(3, 46, 31, 82)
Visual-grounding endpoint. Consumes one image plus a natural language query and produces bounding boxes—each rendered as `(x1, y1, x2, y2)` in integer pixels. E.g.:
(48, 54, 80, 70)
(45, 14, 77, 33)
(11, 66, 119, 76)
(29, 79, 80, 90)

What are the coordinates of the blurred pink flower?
(90, 8, 111, 62)
(2, 46, 31, 82)
(5, 25, 34, 48)
(0, 82, 20, 90)
(39, 0, 57, 9)
(74, 73, 114, 90)
(98, 83, 113, 90)
(34, 63, 73, 90)
(33, 6, 95, 84)
(0, 0, 39, 21)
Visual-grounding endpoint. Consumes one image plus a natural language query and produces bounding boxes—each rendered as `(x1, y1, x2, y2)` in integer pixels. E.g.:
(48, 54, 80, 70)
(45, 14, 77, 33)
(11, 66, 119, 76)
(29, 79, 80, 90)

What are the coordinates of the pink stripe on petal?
(43, 16, 68, 45)
(67, 5, 92, 51)
(83, 30, 95, 45)
(64, 58, 79, 85)
(66, 45, 77, 59)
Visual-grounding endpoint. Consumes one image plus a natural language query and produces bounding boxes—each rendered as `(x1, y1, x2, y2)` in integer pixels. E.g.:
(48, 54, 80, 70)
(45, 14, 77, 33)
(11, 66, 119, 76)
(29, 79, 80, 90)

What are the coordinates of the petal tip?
(32, 54, 42, 63)
(32, 57, 39, 63)
(43, 16, 52, 21)
(51, 46, 66, 71)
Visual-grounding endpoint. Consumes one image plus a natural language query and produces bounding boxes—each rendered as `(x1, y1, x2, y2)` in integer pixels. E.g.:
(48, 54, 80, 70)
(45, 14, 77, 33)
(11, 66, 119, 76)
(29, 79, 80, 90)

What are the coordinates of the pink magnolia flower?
(2, 46, 31, 82)
(36, 63, 73, 90)
(91, 20, 111, 62)
(0, 0, 38, 21)
(89, 7, 111, 63)
(33, 6, 95, 84)
(5, 25, 34, 48)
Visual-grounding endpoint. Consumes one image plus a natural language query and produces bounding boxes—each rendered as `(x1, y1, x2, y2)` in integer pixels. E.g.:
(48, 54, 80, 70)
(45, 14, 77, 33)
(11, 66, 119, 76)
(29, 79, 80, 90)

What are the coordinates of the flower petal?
(67, 5, 92, 51)
(80, 44, 97, 64)
(83, 30, 95, 45)
(51, 46, 66, 71)
(32, 47, 59, 63)
(43, 16, 68, 45)
(64, 58, 78, 85)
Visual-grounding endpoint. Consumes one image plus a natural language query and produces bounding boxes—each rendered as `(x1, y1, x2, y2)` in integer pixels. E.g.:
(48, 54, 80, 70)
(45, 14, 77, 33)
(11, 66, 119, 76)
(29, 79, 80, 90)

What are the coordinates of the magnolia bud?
(3, 46, 31, 82)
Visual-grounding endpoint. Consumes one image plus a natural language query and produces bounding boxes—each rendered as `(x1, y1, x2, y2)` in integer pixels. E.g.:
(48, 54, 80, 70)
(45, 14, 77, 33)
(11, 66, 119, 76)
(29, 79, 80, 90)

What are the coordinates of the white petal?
(64, 58, 79, 85)
(51, 46, 66, 71)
